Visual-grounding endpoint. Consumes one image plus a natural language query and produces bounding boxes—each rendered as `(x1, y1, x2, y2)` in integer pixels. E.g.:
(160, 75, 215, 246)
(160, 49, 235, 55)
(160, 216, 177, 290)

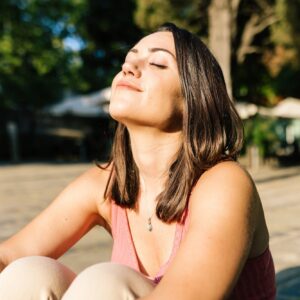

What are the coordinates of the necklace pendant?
(147, 217, 153, 232)
(147, 223, 153, 231)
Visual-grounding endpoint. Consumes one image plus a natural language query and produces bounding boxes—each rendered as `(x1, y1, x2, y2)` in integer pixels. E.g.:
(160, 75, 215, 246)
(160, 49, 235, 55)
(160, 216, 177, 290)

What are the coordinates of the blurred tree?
(134, 0, 208, 36)
(134, 0, 300, 105)
(207, 0, 276, 99)
(269, 0, 300, 70)
(208, 0, 240, 98)
(76, 0, 142, 91)
(243, 115, 279, 158)
(0, 0, 85, 110)
(263, 0, 300, 100)
(0, 0, 141, 111)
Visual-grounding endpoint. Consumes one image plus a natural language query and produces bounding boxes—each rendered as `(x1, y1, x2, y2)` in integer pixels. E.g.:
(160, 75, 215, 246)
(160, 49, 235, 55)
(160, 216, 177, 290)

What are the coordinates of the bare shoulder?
(189, 160, 258, 227)
(76, 163, 113, 223)
(78, 163, 112, 192)
(201, 160, 252, 186)
(193, 160, 254, 197)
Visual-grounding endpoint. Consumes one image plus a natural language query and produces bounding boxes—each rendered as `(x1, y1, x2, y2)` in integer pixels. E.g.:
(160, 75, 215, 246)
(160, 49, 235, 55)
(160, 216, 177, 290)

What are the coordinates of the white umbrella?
(44, 87, 111, 117)
(235, 102, 258, 119)
(271, 98, 300, 119)
(257, 106, 273, 117)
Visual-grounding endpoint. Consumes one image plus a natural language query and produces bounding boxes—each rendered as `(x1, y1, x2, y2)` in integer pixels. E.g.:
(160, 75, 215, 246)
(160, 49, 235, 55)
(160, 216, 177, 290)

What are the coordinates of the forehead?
(133, 31, 175, 56)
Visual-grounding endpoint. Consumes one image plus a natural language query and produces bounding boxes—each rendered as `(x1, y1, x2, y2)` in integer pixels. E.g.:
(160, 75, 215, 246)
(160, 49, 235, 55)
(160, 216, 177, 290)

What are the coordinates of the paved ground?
(0, 162, 299, 276)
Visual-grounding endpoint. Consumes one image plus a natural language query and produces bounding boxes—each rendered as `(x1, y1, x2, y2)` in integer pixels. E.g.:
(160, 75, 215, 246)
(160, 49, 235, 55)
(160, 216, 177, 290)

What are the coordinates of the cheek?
(111, 72, 122, 92)
(171, 77, 184, 113)
(160, 83, 183, 114)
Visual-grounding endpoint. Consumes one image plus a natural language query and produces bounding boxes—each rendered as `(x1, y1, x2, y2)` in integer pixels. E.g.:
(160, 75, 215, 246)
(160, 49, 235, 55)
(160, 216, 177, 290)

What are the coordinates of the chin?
(109, 103, 132, 123)
(108, 108, 123, 122)
(109, 109, 153, 129)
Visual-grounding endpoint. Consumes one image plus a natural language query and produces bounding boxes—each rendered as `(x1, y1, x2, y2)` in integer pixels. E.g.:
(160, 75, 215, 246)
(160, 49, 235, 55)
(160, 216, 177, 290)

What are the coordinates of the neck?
(128, 126, 182, 194)
(125, 126, 182, 231)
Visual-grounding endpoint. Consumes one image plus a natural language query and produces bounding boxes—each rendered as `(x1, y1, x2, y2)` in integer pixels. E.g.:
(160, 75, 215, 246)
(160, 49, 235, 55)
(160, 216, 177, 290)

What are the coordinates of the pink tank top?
(110, 202, 276, 299)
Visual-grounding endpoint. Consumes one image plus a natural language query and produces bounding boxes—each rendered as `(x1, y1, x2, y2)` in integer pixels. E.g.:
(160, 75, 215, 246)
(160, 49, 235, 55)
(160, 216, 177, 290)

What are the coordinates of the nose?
(122, 61, 141, 77)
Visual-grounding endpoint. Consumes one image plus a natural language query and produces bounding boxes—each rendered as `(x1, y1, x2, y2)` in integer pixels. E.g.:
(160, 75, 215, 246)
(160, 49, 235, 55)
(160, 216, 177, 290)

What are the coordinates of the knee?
(0, 256, 76, 300)
(62, 263, 154, 300)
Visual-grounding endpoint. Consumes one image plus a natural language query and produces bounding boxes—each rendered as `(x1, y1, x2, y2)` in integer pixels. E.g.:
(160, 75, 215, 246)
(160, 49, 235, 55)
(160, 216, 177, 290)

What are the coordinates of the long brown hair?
(101, 23, 243, 223)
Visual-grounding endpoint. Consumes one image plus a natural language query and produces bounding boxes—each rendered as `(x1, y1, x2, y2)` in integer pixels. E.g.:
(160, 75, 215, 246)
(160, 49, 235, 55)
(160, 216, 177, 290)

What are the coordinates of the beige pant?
(0, 256, 155, 300)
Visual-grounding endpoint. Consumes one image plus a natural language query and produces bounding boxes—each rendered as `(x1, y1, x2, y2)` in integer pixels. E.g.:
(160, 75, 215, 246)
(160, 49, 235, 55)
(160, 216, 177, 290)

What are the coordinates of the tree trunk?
(208, 0, 232, 98)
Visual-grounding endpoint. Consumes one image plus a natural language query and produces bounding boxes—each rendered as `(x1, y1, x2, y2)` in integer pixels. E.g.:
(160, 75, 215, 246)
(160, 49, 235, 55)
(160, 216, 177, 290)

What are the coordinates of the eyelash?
(122, 60, 167, 69)
(149, 63, 167, 69)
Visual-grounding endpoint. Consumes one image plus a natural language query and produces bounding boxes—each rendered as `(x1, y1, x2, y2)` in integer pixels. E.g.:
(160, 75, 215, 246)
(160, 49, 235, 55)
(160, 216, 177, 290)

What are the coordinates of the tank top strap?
(110, 200, 119, 238)
(110, 201, 140, 272)
(153, 204, 190, 282)
(173, 203, 190, 252)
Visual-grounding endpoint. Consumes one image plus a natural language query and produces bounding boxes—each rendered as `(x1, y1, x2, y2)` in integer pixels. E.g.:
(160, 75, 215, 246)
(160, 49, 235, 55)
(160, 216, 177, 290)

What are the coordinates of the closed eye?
(149, 63, 167, 69)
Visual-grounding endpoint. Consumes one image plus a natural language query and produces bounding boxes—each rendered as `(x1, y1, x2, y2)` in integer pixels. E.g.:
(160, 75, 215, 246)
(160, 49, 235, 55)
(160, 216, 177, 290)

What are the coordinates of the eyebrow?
(128, 47, 176, 59)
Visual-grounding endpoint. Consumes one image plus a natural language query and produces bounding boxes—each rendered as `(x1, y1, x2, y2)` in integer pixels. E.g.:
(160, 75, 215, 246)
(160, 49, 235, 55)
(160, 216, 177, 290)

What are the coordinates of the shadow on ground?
(276, 266, 300, 300)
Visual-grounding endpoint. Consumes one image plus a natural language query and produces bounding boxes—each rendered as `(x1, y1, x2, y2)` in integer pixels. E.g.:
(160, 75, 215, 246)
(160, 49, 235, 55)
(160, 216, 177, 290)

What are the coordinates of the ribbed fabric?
(110, 201, 276, 299)
(230, 246, 276, 299)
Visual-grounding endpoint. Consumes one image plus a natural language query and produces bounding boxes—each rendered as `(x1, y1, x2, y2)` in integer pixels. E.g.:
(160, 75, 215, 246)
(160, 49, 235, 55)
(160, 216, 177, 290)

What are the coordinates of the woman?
(0, 23, 276, 299)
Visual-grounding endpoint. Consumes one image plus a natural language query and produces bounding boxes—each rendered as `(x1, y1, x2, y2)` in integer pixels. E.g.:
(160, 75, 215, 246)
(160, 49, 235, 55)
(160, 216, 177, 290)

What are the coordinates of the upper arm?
(146, 161, 258, 300)
(0, 165, 111, 265)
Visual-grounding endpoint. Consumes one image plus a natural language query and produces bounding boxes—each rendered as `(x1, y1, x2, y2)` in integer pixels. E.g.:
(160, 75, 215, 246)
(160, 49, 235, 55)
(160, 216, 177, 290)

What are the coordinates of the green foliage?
(1, 0, 300, 112)
(272, 0, 300, 66)
(243, 116, 280, 158)
(134, 0, 209, 36)
(232, 0, 300, 104)
(262, 0, 300, 101)
(0, 0, 85, 110)
(0, 0, 141, 111)
(135, 0, 300, 105)
(75, 0, 142, 91)
(233, 56, 271, 105)
(273, 65, 300, 98)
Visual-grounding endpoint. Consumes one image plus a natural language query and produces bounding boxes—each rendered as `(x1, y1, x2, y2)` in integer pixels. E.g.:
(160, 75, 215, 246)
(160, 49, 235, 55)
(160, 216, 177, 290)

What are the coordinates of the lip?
(116, 80, 142, 92)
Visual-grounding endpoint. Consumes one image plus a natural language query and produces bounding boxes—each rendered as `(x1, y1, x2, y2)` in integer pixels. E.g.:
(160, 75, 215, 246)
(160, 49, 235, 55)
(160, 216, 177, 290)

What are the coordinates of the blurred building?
(0, 88, 114, 163)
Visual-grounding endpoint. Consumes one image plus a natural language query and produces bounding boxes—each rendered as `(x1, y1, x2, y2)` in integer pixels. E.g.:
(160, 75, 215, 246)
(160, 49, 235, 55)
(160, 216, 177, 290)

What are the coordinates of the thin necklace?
(146, 182, 156, 232)
(140, 171, 168, 232)
(147, 210, 155, 232)
(140, 176, 157, 232)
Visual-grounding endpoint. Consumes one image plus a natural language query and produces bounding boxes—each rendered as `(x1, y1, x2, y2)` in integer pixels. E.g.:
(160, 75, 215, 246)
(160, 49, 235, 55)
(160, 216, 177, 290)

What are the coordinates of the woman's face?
(109, 31, 183, 132)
